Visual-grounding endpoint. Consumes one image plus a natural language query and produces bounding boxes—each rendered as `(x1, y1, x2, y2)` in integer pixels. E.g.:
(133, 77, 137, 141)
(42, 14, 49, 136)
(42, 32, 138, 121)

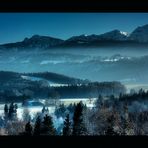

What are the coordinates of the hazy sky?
(0, 13, 148, 44)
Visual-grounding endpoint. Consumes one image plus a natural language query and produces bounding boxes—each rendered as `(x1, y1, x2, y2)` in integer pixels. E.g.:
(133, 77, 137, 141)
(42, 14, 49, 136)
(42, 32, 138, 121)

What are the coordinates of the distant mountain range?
(1, 24, 148, 49)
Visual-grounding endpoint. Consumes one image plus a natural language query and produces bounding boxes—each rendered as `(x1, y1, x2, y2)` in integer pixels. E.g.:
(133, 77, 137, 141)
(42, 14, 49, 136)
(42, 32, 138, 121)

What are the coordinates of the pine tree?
(42, 106, 46, 113)
(14, 104, 18, 110)
(105, 114, 118, 135)
(25, 121, 32, 136)
(4, 104, 8, 114)
(8, 103, 13, 119)
(8, 102, 17, 120)
(55, 104, 66, 118)
(4, 104, 9, 121)
(42, 114, 56, 135)
(96, 95, 104, 109)
(63, 114, 72, 136)
(33, 116, 42, 136)
(72, 102, 87, 136)
(14, 104, 17, 114)
(122, 103, 134, 135)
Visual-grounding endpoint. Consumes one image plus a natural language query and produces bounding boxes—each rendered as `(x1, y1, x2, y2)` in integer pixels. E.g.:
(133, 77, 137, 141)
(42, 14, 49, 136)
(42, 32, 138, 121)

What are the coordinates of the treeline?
(0, 71, 86, 85)
(25, 81, 126, 99)
(0, 76, 126, 102)
(2, 91, 148, 135)
(84, 92, 148, 135)
(119, 88, 148, 103)
(25, 72, 87, 84)
(0, 71, 126, 103)
(0, 93, 29, 103)
(1, 102, 87, 136)
(23, 102, 87, 136)
(51, 82, 126, 98)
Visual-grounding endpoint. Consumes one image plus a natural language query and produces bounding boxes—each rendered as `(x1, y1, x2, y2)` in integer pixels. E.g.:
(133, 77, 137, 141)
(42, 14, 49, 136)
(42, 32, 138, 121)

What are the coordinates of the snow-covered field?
(0, 103, 64, 130)
(59, 98, 97, 106)
(0, 103, 55, 120)
(0, 98, 97, 120)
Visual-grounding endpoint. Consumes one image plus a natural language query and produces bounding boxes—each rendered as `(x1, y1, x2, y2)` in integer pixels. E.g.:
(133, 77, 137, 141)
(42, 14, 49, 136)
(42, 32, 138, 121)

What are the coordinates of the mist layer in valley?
(0, 47, 148, 91)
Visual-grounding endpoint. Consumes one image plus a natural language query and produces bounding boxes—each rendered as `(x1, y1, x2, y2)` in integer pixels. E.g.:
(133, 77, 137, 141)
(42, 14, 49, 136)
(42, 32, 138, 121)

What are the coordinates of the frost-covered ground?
(0, 103, 55, 120)
(0, 103, 64, 130)
(0, 98, 96, 131)
(59, 98, 97, 106)
(0, 98, 96, 120)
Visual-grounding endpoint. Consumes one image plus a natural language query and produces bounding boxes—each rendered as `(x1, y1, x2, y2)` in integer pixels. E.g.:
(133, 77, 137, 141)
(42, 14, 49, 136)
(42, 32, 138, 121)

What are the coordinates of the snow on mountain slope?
(120, 31, 128, 36)
(2, 24, 148, 50)
(66, 30, 128, 43)
(99, 29, 128, 41)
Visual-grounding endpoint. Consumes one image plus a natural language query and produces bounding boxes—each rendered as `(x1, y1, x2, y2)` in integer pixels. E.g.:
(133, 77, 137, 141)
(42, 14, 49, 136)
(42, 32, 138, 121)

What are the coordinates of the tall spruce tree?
(25, 121, 32, 136)
(33, 116, 42, 136)
(42, 106, 46, 113)
(4, 104, 8, 114)
(63, 114, 71, 136)
(105, 114, 118, 135)
(72, 102, 87, 136)
(122, 103, 134, 135)
(4, 104, 9, 121)
(42, 114, 56, 135)
(8, 102, 17, 120)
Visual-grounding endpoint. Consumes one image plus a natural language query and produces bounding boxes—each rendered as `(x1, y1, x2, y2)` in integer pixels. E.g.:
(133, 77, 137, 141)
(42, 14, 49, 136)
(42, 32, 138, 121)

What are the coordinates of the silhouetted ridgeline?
(25, 72, 87, 84)
(2, 24, 148, 50)
(0, 71, 126, 102)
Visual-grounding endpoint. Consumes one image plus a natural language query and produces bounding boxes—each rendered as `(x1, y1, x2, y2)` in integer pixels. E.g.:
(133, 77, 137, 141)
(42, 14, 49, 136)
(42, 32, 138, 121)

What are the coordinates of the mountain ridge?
(1, 24, 148, 49)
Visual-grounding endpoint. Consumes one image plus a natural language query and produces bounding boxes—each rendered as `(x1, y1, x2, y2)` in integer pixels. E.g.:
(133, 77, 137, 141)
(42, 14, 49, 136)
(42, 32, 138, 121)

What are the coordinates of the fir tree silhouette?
(72, 102, 87, 136)
(63, 114, 72, 136)
(42, 114, 56, 135)
(33, 116, 42, 136)
(25, 121, 32, 136)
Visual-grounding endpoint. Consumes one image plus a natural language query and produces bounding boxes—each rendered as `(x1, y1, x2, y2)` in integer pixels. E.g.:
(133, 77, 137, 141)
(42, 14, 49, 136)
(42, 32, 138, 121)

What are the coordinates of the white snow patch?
(120, 31, 128, 36)
(103, 58, 119, 62)
(0, 103, 55, 120)
(21, 75, 29, 80)
(40, 60, 65, 65)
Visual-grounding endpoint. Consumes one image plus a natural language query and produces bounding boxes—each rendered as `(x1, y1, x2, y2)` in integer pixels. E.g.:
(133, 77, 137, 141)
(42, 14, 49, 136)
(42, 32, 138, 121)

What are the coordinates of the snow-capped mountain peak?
(66, 30, 129, 43)
(120, 31, 128, 36)
(99, 29, 128, 41)
(2, 24, 148, 50)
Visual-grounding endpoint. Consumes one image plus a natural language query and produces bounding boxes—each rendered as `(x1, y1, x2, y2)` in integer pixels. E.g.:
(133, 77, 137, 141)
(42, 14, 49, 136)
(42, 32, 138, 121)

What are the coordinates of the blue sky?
(0, 13, 148, 44)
